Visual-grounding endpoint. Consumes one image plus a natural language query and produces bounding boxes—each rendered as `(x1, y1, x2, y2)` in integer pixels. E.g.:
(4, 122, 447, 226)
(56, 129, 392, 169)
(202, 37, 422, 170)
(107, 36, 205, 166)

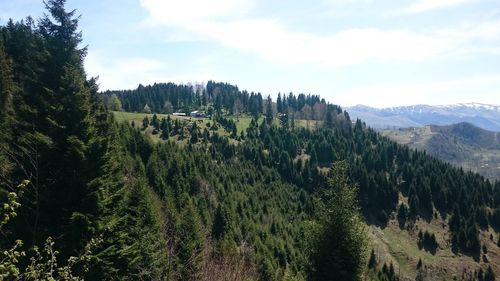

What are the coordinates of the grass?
(228, 115, 261, 134)
(368, 194, 500, 280)
(114, 111, 323, 136)
(112, 111, 230, 144)
(380, 126, 500, 181)
(113, 111, 500, 279)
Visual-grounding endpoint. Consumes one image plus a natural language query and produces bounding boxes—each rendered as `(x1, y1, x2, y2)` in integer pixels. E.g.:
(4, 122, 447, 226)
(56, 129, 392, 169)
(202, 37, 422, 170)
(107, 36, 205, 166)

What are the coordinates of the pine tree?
(266, 95, 273, 125)
(397, 203, 408, 227)
(212, 205, 232, 240)
(368, 249, 377, 269)
(190, 122, 199, 143)
(142, 116, 149, 130)
(0, 42, 16, 180)
(151, 113, 158, 129)
(484, 266, 495, 281)
(416, 258, 422, 270)
(324, 107, 334, 129)
(279, 113, 289, 129)
(160, 127, 169, 140)
(177, 200, 204, 280)
(309, 161, 367, 281)
(277, 93, 282, 113)
(22, 0, 97, 256)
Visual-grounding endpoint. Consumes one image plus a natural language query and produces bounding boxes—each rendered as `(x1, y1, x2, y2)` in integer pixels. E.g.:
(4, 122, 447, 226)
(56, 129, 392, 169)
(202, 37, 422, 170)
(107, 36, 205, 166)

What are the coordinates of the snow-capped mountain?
(346, 103, 500, 131)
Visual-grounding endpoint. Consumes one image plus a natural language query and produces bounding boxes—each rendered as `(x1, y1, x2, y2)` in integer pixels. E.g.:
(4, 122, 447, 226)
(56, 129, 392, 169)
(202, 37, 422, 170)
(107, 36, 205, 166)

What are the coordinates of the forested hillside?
(1, 1, 499, 281)
(381, 123, 500, 181)
(104, 81, 332, 122)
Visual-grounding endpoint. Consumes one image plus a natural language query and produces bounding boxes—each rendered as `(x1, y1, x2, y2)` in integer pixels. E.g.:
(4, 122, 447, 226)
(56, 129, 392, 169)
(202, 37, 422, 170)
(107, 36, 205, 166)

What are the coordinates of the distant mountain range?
(347, 103, 500, 131)
(380, 122, 500, 181)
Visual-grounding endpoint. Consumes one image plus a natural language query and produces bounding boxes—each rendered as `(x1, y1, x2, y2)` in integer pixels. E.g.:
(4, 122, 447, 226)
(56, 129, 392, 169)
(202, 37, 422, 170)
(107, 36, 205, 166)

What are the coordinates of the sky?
(1, 0, 500, 108)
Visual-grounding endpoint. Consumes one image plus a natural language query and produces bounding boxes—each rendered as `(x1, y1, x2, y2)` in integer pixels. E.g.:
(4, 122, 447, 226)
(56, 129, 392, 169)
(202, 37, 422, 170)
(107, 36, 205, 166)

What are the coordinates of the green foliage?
(142, 115, 149, 130)
(1, 180, 100, 280)
(213, 205, 232, 240)
(0, 181, 28, 279)
(417, 230, 438, 254)
(0, 41, 16, 179)
(368, 249, 377, 269)
(376, 263, 399, 281)
(308, 161, 368, 281)
(266, 95, 274, 125)
(1, 180, 28, 228)
(0, 239, 25, 279)
(2, 2, 499, 280)
(107, 94, 122, 111)
(177, 200, 205, 280)
(397, 203, 408, 228)
(23, 236, 102, 281)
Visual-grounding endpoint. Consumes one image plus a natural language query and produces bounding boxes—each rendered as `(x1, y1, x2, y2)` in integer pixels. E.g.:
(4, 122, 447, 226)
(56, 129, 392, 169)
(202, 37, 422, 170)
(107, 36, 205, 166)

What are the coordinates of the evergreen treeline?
(0, 2, 366, 280)
(104, 80, 333, 122)
(0, 0, 106, 261)
(237, 116, 499, 258)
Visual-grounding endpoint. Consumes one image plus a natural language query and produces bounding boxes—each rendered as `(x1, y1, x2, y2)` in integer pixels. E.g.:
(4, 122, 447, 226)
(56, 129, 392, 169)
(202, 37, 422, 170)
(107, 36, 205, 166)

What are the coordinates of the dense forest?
(1, 1, 499, 281)
(104, 81, 332, 122)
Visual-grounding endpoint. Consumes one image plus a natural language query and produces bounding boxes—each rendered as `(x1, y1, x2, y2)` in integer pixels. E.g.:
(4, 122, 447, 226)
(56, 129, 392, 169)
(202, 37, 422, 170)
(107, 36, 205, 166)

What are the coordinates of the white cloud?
(85, 52, 167, 90)
(432, 19, 500, 56)
(139, 0, 457, 68)
(441, 19, 500, 42)
(323, 0, 373, 5)
(397, 0, 472, 14)
(336, 75, 500, 107)
(84, 51, 217, 90)
(140, 0, 253, 25)
(132, 0, 500, 101)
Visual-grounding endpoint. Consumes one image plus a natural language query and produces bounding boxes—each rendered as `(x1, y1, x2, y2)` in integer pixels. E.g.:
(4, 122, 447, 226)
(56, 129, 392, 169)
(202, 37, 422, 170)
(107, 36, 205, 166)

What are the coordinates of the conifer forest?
(1, 1, 499, 280)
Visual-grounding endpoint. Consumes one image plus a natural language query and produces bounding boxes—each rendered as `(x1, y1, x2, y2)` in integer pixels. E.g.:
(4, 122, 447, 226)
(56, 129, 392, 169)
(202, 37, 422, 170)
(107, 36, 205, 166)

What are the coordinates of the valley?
(348, 104, 500, 132)
(380, 123, 500, 181)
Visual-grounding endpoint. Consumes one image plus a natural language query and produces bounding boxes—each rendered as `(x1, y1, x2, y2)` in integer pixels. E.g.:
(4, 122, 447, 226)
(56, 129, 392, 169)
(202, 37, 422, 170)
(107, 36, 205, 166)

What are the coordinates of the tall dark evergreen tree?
(309, 161, 367, 281)
(0, 41, 16, 182)
(266, 95, 273, 125)
(0, 0, 101, 258)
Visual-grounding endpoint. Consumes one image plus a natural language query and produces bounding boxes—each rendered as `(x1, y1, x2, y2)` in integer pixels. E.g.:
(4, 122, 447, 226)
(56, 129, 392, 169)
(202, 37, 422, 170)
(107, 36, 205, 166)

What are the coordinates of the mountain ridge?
(380, 122, 500, 181)
(347, 103, 500, 131)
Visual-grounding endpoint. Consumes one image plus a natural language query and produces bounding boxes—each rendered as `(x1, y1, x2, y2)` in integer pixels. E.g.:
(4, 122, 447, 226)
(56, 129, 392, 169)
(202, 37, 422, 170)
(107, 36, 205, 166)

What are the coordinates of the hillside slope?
(115, 111, 500, 280)
(380, 122, 500, 181)
(1, 4, 499, 280)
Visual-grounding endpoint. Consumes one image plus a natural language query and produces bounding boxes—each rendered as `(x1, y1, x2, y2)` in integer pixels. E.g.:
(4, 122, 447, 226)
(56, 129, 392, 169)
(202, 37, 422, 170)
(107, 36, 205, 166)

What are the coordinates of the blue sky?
(1, 0, 500, 108)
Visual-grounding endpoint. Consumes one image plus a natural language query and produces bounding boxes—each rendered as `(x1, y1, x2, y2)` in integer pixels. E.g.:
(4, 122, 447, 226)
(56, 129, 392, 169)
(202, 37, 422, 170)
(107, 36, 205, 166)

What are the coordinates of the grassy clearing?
(113, 111, 500, 279)
(369, 203, 500, 280)
(113, 111, 230, 144)
(228, 115, 261, 134)
(379, 126, 433, 146)
(114, 111, 323, 136)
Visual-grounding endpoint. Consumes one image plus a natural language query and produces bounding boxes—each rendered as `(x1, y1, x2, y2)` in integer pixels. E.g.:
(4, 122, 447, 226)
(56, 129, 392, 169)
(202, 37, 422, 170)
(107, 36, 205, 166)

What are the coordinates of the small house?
(190, 111, 207, 118)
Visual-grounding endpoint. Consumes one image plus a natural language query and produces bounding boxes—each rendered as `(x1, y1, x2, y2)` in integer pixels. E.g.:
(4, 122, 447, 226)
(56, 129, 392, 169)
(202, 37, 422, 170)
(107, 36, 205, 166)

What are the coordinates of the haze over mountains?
(347, 103, 500, 131)
(381, 122, 500, 181)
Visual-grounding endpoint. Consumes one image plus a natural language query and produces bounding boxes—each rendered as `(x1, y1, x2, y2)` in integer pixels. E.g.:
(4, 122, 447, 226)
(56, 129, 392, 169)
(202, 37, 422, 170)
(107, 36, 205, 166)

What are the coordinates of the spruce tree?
(177, 200, 204, 280)
(309, 161, 367, 281)
(23, 0, 97, 255)
(0, 42, 16, 180)
(266, 95, 273, 125)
